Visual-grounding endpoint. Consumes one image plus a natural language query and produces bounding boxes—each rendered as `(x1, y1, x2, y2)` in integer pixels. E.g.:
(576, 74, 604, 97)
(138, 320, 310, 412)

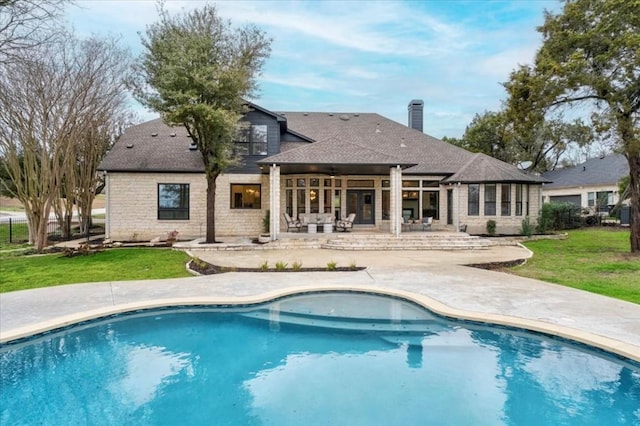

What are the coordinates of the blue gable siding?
(230, 110, 282, 174)
(281, 132, 309, 142)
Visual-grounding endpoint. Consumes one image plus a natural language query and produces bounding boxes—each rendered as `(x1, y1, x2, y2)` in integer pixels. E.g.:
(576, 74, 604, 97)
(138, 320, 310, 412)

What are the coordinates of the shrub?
(259, 260, 269, 271)
(292, 261, 302, 271)
(486, 220, 496, 236)
(326, 260, 337, 271)
(275, 261, 287, 271)
(537, 202, 582, 234)
(262, 210, 270, 233)
(520, 216, 533, 237)
(349, 261, 357, 271)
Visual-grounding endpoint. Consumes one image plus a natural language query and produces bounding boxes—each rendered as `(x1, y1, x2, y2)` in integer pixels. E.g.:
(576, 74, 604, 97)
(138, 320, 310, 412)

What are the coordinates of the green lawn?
(513, 229, 640, 304)
(0, 221, 30, 249)
(0, 248, 192, 293)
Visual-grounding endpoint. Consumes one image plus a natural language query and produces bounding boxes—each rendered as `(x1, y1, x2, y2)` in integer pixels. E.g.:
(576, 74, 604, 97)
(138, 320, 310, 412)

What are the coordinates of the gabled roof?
(99, 119, 203, 172)
(261, 112, 473, 175)
(444, 153, 550, 184)
(542, 154, 628, 189)
(99, 104, 548, 184)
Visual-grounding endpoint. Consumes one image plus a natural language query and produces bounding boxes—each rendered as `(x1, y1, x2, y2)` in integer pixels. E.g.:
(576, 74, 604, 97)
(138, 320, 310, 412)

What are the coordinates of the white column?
(390, 165, 403, 236)
(455, 182, 461, 232)
(269, 164, 280, 241)
(104, 172, 110, 239)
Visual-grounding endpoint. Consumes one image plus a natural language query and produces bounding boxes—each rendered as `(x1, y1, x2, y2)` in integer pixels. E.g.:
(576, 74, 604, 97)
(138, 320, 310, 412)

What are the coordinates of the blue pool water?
(1, 292, 639, 425)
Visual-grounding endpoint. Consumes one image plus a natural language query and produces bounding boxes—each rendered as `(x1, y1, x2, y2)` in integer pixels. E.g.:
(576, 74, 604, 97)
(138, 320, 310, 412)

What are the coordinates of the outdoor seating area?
(402, 216, 432, 232)
(336, 213, 356, 232)
(283, 213, 302, 232)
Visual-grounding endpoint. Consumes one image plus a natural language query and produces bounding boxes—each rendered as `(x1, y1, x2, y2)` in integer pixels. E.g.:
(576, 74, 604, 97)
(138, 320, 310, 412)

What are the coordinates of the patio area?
(1, 244, 639, 363)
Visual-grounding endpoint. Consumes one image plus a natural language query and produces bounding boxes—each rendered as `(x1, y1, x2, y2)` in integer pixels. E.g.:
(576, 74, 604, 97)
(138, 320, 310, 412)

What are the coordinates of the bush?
(262, 210, 270, 233)
(521, 216, 533, 237)
(537, 202, 582, 234)
(486, 220, 496, 236)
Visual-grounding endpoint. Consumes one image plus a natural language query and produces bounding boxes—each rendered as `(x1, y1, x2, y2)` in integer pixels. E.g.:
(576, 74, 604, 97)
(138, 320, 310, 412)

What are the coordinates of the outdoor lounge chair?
(283, 212, 302, 232)
(336, 213, 356, 232)
(422, 216, 432, 231)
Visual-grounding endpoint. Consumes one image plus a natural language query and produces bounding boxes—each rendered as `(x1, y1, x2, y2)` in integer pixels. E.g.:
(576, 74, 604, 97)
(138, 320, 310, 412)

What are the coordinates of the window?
(587, 192, 595, 207)
(422, 191, 439, 220)
(596, 191, 614, 213)
(347, 179, 374, 187)
(309, 188, 319, 213)
(501, 184, 511, 216)
(382, 190, 390, 220)
(324, 189, 331, 213)
(515, 184, 523, 216)
(230, 184, 261, 209)
(235, 124, 268, 155)
(158, 184, 189, 220)
(296, 189, 305, 216)
(484, 184, 496, 216)
(422, 180, 439, 188)
(468, 184, 480, 216)
(285, 189, 293, 216)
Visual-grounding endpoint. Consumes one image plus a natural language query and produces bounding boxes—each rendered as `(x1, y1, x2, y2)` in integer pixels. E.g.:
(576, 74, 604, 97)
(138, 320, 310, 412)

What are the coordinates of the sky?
(64, 0, 562, 139)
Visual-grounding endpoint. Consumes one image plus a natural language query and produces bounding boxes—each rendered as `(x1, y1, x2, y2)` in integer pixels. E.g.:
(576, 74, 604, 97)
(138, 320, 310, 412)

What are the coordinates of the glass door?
(347, 190, 375, 225)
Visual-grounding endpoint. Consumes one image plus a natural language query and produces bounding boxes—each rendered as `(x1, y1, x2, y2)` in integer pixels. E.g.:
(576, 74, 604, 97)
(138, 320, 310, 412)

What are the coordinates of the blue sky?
(65, 0, 561, 138)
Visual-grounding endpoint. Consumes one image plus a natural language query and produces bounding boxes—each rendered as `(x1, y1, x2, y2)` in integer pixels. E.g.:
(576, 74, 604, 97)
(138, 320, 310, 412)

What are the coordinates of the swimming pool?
(1, 292, 639, 424)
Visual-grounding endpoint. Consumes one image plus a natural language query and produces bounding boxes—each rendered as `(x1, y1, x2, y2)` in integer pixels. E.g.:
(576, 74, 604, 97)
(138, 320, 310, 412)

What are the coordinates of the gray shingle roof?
(100, 109, 548, 184)
(444, 153, 549, 184)
(542, 154, 628, 188)
(264, 112, 473, 174)
(99, 119, 203, 172)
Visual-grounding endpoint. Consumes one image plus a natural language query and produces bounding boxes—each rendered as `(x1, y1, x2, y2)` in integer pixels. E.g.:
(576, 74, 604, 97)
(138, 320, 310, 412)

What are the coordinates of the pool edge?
(1, 284, 639, 363)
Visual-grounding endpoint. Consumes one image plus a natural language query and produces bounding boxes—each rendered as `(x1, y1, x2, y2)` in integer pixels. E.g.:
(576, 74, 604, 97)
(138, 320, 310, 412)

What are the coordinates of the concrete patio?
(1, 244, 639, 363)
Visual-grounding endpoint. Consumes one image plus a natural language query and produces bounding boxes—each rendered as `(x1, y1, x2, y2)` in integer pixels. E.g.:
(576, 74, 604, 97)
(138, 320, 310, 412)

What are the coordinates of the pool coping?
(2, 282, 639, 363)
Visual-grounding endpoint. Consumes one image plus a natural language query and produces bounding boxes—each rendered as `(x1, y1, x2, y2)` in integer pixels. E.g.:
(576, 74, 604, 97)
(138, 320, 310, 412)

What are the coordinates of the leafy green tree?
(524, 0, 640, 253)
(131, 4, 271, 243)
(503, 65, 595, 172)
(456, 111, 515, 164)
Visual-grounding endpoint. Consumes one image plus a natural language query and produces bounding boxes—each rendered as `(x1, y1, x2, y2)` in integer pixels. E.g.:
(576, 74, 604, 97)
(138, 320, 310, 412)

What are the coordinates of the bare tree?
(51, 37, 132, 239)
(0, 0, 70, 64)
(0, 34, 131, 250)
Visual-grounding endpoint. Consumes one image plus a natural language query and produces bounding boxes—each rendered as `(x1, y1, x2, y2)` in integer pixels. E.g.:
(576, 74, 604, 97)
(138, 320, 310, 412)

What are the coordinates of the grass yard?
(0, 222, 30, 249)
(0, 248, 192, 293)
(512, 229, 640, 304)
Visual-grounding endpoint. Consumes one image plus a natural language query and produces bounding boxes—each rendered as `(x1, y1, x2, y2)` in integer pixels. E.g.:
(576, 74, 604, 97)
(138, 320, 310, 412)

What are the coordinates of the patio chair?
(283, 212, 302, 232)
(336, 213, 356, 232)
(422, 216, 432, 231)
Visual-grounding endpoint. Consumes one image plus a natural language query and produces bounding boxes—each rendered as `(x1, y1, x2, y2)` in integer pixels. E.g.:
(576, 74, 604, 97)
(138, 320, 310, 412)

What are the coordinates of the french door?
(346, 190, 375, 225)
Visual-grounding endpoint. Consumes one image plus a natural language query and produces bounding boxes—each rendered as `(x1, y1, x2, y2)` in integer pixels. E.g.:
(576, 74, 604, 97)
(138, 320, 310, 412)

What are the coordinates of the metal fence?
(0, 216, 63, 244)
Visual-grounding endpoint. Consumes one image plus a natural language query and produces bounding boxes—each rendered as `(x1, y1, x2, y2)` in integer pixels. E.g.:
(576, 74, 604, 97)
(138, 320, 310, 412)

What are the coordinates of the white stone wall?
(456, 183, 542, 235)
(105, 172, 267, 241)
(105, 171, 545, 239)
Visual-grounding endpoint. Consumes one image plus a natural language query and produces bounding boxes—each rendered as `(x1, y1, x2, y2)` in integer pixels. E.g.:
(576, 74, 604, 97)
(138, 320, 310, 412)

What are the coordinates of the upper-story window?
(235, 124, 268, 156)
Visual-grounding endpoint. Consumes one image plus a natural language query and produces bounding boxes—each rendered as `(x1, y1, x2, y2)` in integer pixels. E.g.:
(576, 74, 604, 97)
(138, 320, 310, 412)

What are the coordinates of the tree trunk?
(205, 173, 217, 243)
(627, 153, 640, 254)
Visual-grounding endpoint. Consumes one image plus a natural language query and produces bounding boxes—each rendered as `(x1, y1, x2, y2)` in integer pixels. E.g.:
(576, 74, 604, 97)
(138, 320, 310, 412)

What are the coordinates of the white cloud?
(64, 0, 556, 138)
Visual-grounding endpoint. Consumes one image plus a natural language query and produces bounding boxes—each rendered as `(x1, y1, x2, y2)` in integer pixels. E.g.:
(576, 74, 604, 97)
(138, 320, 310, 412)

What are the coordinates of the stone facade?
(455, 183, 541, 235)
(105, 172, 267, 241)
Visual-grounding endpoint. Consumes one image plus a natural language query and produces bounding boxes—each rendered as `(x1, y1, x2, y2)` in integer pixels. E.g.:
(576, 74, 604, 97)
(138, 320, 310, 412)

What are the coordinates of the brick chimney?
(408, 99, 423, 132)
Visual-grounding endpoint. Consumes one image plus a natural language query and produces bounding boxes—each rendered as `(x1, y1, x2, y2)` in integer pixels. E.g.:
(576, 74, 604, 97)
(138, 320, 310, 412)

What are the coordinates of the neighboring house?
(541, 154, 628, 214)
(98, 100, 548, 241)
